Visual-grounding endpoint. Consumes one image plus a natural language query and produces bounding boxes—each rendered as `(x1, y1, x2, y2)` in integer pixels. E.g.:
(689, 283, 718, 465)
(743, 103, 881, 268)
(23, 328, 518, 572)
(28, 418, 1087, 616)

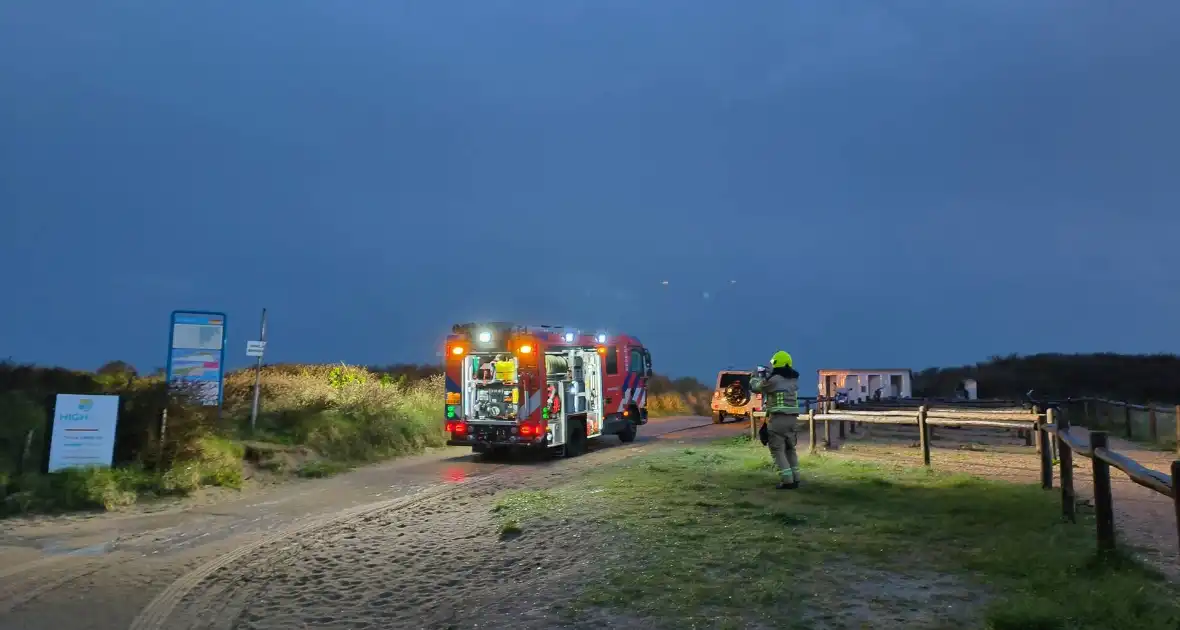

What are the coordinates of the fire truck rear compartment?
(449, 343, 632, 456)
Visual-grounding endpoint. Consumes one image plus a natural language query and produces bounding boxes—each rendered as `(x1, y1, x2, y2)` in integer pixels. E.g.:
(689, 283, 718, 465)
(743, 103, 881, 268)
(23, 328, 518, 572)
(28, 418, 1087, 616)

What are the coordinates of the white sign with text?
(47, 394, 120, 472)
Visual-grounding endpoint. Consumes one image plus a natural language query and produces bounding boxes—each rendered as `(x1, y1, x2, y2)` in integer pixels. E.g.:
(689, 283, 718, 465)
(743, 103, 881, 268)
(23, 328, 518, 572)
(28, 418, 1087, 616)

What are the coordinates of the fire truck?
(443, 322, 653, 457)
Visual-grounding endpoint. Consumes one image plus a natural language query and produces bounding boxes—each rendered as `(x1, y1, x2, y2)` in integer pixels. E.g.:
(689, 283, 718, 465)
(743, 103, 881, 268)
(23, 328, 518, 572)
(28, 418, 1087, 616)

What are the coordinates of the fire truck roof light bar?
(451, 323, 615, 345)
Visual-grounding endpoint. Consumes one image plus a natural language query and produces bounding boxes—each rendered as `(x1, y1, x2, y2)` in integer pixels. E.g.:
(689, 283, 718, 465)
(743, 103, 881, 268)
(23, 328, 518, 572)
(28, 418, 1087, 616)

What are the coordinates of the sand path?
(0, 416, 713, 630)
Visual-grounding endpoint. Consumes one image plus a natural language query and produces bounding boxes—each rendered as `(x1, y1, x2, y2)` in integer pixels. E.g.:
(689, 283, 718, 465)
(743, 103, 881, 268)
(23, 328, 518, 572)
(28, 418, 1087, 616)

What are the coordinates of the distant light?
(564, 333, 574, 342)
(661, 280, 669, 285)
(518, 344, 533, 355)
(451, 346, 465, 355)
(596, 334, 606, 343)
(478, 331, 492, 343)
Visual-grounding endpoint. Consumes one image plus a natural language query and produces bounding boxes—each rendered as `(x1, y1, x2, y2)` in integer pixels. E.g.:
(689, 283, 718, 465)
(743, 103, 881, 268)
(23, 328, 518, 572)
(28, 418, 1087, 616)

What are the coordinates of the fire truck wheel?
(475, 446, 507, 461)
(712, 411, 724, 424)
(618, 420, 637, 443)
(564, 419, 588, 457)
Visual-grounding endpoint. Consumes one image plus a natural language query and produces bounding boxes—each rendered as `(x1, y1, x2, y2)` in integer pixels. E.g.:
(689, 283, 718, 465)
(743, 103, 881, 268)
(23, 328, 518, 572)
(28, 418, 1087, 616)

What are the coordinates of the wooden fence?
(804, 405, 1180, 559)
(1060, 397, 1180, 453)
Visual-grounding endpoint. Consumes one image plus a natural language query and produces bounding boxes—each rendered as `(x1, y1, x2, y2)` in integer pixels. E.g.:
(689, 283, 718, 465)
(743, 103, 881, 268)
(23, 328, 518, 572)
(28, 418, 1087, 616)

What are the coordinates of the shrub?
(1, 467, 137, 514)
(221, 366, 445, 464)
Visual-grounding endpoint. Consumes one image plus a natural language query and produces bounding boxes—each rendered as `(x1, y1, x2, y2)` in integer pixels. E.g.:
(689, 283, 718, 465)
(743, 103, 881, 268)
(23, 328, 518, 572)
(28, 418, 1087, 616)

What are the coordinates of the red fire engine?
(443, 322, 653, 457)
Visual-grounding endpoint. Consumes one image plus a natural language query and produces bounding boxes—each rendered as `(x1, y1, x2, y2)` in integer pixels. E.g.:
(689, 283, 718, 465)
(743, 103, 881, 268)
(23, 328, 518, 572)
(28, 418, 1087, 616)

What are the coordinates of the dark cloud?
(1, 1, 1178, 391)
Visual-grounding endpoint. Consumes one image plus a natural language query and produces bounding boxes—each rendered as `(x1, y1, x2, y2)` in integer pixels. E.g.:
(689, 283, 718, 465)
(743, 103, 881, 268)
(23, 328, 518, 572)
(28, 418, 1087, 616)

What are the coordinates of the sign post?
(166, 311, 228, 411)
(248, 308, 268, 432)
(47, 394, 120, 472)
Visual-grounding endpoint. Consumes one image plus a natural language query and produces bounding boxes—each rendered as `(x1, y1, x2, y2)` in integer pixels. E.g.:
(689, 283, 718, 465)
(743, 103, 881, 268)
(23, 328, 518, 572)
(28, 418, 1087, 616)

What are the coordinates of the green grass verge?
(1, 436, 245, 515)
(492, 437, 1179, 630)
(1, 369, 448, 516)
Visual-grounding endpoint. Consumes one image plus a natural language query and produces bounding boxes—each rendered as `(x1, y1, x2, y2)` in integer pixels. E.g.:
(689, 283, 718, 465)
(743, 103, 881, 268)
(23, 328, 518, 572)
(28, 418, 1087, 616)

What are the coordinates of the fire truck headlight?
(478, 331, 492, 343)
(564, 333, 574, 342)
(596, 334, 606, 343)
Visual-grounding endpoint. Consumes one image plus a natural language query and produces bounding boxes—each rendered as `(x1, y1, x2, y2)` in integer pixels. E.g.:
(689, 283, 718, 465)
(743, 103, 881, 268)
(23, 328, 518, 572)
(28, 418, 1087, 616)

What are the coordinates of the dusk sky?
(2, 2, 1178, 392)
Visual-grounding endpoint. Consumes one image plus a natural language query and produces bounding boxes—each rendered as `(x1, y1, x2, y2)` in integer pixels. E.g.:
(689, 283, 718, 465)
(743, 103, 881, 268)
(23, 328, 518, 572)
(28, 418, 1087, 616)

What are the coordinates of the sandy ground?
(0, 416, 713, 630)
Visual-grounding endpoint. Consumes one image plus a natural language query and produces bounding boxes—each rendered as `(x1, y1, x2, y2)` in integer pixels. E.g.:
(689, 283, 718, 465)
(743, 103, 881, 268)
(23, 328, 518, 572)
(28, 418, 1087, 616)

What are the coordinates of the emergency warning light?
(478, 331, 492, 343)
(564, 333, 574, 342)
(596, 333, 606, 343)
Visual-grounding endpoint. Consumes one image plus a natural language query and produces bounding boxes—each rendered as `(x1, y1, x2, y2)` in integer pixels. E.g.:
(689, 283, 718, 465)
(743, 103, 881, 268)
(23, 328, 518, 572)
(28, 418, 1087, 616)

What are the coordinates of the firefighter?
(749, 350, 802, 489)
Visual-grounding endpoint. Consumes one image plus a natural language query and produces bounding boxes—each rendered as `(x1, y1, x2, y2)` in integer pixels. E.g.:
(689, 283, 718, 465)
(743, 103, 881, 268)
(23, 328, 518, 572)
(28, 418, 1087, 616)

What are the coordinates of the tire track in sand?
(129, 417, 717, 630)
(126, 466, 508, 630)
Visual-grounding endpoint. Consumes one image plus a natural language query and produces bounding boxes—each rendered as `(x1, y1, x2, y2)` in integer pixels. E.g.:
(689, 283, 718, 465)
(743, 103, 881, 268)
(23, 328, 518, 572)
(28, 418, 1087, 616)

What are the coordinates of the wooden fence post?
(1090, 431, 1116, 554)
(1175, 405, 1179, 456)
(1026, 406, 1038, 447)
(808, 409, 817, 454)
(15, 428, 35, 475)
(1172, 460, 1180, 553)
(1039, 410, 1053, 490)
(158, 407, 169, 469)
(1148, 407, 1158, 443)
(1123, 404, 1133, 440)
(1172, 461, 1180, 552)
(918, 405, 931, 467)
(824, 411, 832, 449)
(1058, 408, 1075, 522)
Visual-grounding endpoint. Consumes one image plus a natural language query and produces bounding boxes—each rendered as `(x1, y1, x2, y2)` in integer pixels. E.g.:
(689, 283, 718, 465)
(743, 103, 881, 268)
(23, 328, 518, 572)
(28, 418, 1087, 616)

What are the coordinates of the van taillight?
(446, 421, 467, 434)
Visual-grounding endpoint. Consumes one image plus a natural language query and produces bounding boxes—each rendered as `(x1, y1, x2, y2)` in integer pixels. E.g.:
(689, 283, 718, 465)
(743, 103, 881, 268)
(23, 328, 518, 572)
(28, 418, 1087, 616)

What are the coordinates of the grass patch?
(647, 391, 710, 417)
(294, 460, 352, 478)
(493, 440, 1180, 629)
(2, 367, 449, 515)
(1, 435, 249, 516)
(223, 367, 448, 468)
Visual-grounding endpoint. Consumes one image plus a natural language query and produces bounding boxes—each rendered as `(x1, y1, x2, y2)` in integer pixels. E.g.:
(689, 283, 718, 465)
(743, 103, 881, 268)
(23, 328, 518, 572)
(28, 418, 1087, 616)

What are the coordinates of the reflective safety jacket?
(749, 373, 801, 415)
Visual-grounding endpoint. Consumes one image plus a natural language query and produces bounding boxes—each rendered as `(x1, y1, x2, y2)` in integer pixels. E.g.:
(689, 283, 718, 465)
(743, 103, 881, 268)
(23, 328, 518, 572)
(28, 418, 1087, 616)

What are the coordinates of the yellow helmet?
(770, 351, 793, 369)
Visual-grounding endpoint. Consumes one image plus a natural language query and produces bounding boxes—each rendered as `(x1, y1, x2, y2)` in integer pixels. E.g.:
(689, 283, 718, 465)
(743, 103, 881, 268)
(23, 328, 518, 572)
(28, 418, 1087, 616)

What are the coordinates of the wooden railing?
(1061, 397, 1180, 453)
(811, 406, 1038, 466)
(808, 405, 1180, 558)
(1040, 408, 1179, 554)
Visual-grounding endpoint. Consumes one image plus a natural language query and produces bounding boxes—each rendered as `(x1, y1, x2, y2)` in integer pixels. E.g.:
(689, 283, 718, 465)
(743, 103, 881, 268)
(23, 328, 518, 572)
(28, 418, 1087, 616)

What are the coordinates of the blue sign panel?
(165, 310, 228, 407)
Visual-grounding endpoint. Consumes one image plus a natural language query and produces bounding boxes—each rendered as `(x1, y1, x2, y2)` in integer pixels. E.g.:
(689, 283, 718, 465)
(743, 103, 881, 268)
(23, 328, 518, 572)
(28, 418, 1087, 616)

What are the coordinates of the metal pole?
(249, 308, 268, 432)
